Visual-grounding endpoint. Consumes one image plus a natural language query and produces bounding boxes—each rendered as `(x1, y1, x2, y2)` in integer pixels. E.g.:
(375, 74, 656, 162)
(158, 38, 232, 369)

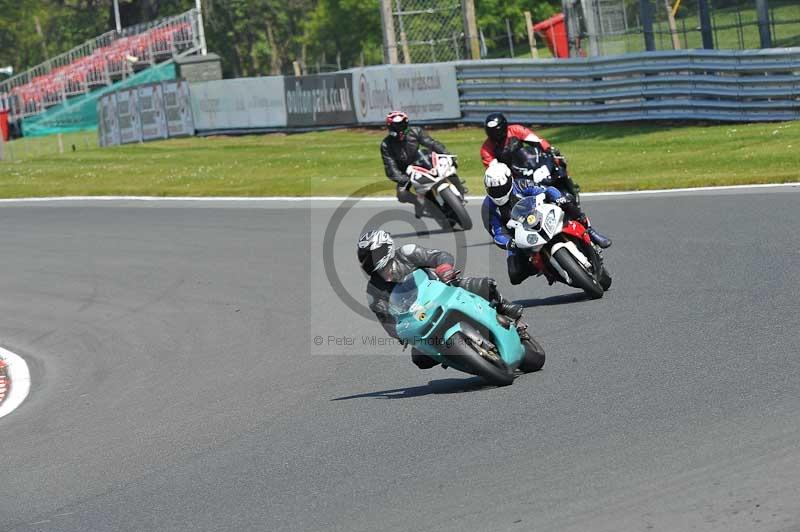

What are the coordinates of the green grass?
(0, 121, 798, 197)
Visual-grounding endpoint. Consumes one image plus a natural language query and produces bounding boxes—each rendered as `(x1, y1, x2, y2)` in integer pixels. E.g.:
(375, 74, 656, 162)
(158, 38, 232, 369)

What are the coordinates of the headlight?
(544, 211, 557, 233)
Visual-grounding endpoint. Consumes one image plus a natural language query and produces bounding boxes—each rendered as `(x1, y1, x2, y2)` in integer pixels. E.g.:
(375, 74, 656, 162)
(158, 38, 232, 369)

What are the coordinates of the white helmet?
(357, 230, 395, 274)
(484, 162, 513, 206)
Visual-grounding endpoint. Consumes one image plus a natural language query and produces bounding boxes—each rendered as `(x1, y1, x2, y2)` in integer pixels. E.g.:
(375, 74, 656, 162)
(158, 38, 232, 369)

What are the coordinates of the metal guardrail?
(457, 48, 800, 123)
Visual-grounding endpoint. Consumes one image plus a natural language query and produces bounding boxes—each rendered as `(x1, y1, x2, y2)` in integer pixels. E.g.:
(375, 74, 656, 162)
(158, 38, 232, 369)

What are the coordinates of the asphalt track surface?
(1, 187, 799, 532)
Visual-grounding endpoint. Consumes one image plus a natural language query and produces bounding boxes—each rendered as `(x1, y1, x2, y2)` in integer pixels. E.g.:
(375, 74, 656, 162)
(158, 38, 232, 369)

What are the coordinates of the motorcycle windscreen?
(388, 272, 422, 315)
(510, 196, 540, 229)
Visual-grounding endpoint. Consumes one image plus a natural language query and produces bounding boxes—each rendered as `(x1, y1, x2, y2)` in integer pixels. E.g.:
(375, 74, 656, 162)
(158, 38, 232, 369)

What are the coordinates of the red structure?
(533, 13, 570, 59)
(0, 109, 8, 141)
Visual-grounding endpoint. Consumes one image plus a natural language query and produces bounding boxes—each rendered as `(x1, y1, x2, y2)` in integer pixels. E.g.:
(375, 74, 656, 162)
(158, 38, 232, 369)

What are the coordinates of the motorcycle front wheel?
(553, 247, 604, 299)
(440, 186, 472, 231)
(447, 331, 514, 386)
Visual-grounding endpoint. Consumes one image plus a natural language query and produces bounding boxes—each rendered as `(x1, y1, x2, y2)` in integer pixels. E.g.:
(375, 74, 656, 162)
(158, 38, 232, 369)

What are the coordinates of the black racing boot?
(413, 200, 426, 219)
(496, 298, 523, 321)
(587, 227, 612, 249)
(487, 279, 524, 321)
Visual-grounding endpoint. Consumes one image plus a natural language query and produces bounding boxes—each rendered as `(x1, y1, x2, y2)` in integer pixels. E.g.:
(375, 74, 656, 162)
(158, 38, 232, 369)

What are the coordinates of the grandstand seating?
(0, 10, 199, 122)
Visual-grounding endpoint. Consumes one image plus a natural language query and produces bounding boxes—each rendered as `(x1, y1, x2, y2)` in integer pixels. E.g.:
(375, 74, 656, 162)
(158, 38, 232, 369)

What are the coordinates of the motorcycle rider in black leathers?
(380, 110, 468, 218)
(358, 229, 523, 369)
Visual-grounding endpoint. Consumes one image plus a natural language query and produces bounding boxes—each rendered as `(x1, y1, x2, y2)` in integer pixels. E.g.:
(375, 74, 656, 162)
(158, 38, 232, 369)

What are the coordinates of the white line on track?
(0, 183, 797, 203)
(0, 347, 31, 419)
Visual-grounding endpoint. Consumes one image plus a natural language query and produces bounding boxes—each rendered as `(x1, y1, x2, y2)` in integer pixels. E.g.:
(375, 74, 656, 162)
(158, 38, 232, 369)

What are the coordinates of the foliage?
(475, 0, 560, 53)
(1, 0, 566, 79)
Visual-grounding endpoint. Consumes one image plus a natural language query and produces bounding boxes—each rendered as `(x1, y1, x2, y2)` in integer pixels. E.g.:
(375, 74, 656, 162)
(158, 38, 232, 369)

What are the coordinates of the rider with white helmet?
(481, 161, 588, 285)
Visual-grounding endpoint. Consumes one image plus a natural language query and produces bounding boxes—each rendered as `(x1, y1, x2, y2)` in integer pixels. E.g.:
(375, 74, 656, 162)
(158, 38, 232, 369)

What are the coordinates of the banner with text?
(164, 79, 195, 137)
(97, 92, 119, 147)
(138, 84, 168, 141)
(284, 73, 356, 127)
(352, 64, 460, 124)
(98, 80, 195, 147)
(116, 89, 142, 144)
(190, 77, 286, 131)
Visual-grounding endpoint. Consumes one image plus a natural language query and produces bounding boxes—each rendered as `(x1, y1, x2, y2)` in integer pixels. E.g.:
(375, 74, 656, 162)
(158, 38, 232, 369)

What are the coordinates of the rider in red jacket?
(481, 113, 552, 168)
(480, 112, 611, 249)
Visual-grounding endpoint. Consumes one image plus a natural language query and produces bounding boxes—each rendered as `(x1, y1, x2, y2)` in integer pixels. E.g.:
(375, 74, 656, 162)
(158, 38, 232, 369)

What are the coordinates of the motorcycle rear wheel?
(519, 336, 546, 373)
(553, 248, 604, 299)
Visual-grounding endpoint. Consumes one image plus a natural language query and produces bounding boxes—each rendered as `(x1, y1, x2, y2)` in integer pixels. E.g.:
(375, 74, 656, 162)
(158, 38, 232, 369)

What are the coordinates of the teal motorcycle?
(389, 270, 545, 386)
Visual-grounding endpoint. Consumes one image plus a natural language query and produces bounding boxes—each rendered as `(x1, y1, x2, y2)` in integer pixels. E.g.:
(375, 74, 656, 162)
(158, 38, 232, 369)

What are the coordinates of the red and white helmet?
(386, 111, 409, 140)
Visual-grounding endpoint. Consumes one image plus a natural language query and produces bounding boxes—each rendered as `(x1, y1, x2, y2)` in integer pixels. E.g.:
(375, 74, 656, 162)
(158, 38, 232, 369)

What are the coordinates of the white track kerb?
(0, 347, 31, 419)
(0, 183, 796, 203)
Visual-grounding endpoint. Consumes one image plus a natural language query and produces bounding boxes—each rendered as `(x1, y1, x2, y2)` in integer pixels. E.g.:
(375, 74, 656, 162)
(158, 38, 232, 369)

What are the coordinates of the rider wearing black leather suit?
(358, 230, 523, 369)
(381, 111, 468, 218)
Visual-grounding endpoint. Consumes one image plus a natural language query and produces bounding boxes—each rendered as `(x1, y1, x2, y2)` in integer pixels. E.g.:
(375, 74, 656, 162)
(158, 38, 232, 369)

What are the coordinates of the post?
(400, 31, 412, 64)
(505, 18, 515, 57)
(698, 0, 714, 49)
(461, 0, 480, 60)
(755, 0, 772, 48)
(113, 0, 122, 33)
(640, 0, 656, 51)
(663, 0, 681, 49)
(580, 0, 600, 56)
(196, 0, 208, 55)
(563, 0, 582, 57)
(379, 0, 399, 64)
(524, 11, 539, 59)
(57, 133, 64, 155)
(396, 0, 412, 63)
(292, 61, 302, 76)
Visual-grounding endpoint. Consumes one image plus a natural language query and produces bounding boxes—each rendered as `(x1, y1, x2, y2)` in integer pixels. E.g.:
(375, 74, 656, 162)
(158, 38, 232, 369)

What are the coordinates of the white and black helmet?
(357, 230, 395, 274)
(484, 162, 513, 206)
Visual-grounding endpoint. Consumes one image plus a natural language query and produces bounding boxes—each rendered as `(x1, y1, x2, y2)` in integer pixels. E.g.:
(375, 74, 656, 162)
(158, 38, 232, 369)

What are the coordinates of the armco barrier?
(94, 48, 800, 146)
(457, 48, 800, 123)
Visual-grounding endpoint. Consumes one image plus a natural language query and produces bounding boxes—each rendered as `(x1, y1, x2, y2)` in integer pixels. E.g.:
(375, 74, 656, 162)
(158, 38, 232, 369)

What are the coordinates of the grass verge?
(0, 121, 797, 197)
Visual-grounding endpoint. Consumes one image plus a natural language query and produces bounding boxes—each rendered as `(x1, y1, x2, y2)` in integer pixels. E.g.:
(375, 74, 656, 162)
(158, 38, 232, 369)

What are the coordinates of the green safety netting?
(21, 61, 176, 137)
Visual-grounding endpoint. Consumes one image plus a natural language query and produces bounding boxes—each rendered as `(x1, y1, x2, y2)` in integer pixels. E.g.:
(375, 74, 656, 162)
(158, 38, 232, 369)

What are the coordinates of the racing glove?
(501, 137, 523, 160)
(434, 264, 459, 283)
(549, 146, 567, 168)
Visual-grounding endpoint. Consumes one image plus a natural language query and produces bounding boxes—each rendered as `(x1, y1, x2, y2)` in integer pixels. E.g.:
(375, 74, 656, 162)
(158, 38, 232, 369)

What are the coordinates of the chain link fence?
(387, 0, 466, 63)
(563, 0, 800, 57)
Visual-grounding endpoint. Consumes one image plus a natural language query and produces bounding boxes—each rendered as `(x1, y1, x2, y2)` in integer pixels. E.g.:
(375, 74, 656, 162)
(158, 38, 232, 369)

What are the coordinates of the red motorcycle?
(505, 194, 611, 299)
